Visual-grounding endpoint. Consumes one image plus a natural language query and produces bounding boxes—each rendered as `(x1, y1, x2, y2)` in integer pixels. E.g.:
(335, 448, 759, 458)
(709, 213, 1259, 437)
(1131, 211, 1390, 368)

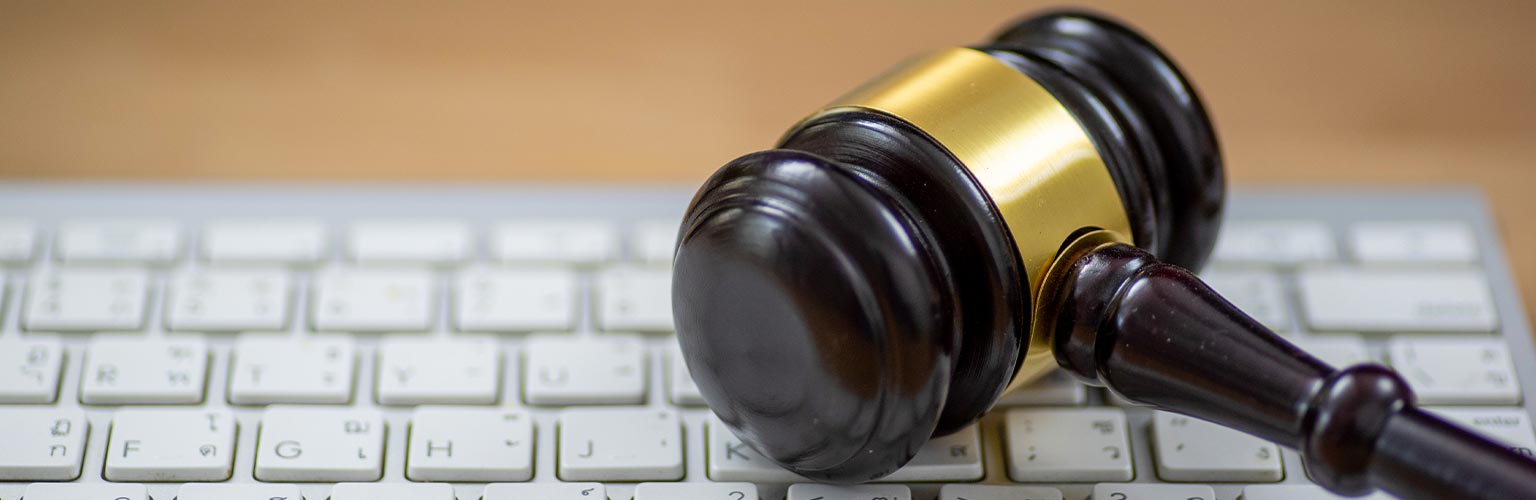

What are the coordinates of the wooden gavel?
(669, 10, 1536, 499)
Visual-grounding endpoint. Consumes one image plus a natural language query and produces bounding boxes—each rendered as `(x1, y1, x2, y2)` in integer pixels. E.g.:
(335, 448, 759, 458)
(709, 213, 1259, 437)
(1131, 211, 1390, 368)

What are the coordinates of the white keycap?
(597, 266, 674, 331)
(57, 218, 181, 263)
(1289, 335, 1371, 368)
(407, 407, 534, 481)
(202, 218, 328, 264)
(1350, 221, 1478, 263)
(254, 406, 385, 482)
(938, 484, 1063, 500)
(1213, 220, 1335, 264)
(21, 483, 148, 500)
(177, 483, 305, 500)
(1093, 483, 1217, 500)
(669, 347, 706, 406)
(0, 218, 37, 262)
(994, 369, 1088, 406)
(1388, 336, 1521, 405)
(331, 483, 456, 500)
(1150, 411, 1283, 482)
(636, 482, 758, 500)
(1199, 269, 1291, 331)
(0, 336, 64, 403)
(1298, 268, 1497, 332)
(879, 425, 984, 482)
(707, 417, 801, 482)
(788, 484, 912, 500)
(1427, 407, 1536, 458)
(491, 219, 618, 264)
(311, 268, 435, 332)
(1242, 485, 1393, 500)
(80, 336, 208, 404)
(559, 408, 683, 481)
(524, 334, 646, 405)
(631, 219, 678, 263)
(105, 408, 237, 481)
(0, 408, 88, 480)
(165, 268, 292, 331)
(483, 483, 606, 500)
(1004, 408, 1133, 482)
(377, 336, 500, 405)
(348, 218, 472, 264)
(229, 335, 356, 404)
(24, 268, 149, 331)
(453, 267, 578, 332)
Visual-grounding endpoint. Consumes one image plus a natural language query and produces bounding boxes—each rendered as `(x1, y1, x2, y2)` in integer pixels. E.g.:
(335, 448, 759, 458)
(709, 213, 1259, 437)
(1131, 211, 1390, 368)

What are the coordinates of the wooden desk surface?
(2, 1, 1533, 322)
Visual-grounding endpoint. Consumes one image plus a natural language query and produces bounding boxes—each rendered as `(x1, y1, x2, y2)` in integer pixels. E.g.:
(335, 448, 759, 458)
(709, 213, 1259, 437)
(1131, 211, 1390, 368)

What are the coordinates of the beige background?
(1, 0, 1533, 321)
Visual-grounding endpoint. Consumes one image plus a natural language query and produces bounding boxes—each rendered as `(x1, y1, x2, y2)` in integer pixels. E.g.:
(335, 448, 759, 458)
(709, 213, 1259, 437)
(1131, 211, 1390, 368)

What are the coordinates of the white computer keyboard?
(0, 184, 1532, 500)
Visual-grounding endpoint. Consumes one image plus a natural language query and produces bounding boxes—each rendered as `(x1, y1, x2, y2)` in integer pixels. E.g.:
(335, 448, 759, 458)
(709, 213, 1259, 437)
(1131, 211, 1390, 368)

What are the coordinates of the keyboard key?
(879, 425, 984, 482)
(311, 268, 435, 332)
(1004, 408, 1133, 482)
(483, 483, 606, 500)
(165, 268, 293, 331)
(668, 347, 706, 406)
(994, 369, 1088, 406)
(1427, 407, 1536, 458)
(558, 408, 683, 481)
(0, 336, 64, 403)
(636, 482, 758, 500)
(491, 219, 618, 264)
(631, 219, 678, 263)
(377, 336, 500, 405)
(254, 406, 386, 482)
(524, 334, 646, 405)
(707, 416, 803, 482)
(229, 335, 355, 404)
(788, 484, 911, 500)
(1213, 220, 1335, 264)
(331, 483, 456, 500)
(938, 484, 1063, 500)
(202, 218, 328, 264)
(22, 483, 148, 500)
(407, 407, 534, 482)
(1242, 484, 1393, 500)
(1350, 221, 1478, 263)
(56, 218, 181, 263)
(24, 268, 149, 331)
(1150, 411, 1284, 482)
(1388, 336, 1521, 405)
(1199, 269, 1291, 331)
(453, 267, 578, 332)
(1094, 483, 1217, 500)
(596, 266, 674, 331)
(0, 408, 88, 480)
(80, 336, 208, 404)
(105, 408, 237, 481)
(348, 218, 472, 264)
(177, 483, 305, 500)
(1288, 335, 1371, 368)
(0, 217, 38, 262)
(1298, 268, 1497, 333)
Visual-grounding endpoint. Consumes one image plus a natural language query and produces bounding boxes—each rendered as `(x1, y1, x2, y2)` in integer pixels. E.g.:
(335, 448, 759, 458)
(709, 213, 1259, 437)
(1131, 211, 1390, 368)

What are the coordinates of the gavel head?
(672, 10, 1224, 482)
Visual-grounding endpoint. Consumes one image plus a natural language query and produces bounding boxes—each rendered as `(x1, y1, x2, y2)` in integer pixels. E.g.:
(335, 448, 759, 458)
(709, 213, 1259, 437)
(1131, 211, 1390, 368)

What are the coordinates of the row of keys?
(17, 265, 674, 332)
(1202, 267, 1498, 333)
(3, 332, 1517, 406)
(6, 405, 1527, 486)
(1214, 220, 1479, 264)
(0, 482, 1404, 500)
(0, 217, 678, 265)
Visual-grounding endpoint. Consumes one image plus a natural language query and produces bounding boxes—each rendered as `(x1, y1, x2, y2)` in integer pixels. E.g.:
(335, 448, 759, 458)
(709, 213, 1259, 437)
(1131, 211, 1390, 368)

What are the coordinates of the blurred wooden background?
(1, 0, 1534, 315)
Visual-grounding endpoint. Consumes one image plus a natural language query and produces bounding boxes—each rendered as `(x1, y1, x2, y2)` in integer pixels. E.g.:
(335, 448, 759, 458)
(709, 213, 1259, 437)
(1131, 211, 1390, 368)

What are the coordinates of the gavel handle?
(1043, 241, 1536, 500)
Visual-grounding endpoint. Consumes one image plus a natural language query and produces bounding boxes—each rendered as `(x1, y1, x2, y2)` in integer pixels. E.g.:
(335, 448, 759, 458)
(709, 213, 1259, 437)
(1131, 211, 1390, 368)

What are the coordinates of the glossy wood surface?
(1, 1, 1533, 321)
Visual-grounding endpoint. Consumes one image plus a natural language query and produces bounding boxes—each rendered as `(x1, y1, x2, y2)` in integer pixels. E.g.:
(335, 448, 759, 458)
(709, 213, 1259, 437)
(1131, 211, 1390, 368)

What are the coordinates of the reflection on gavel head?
(672, 10, 1222, 482)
